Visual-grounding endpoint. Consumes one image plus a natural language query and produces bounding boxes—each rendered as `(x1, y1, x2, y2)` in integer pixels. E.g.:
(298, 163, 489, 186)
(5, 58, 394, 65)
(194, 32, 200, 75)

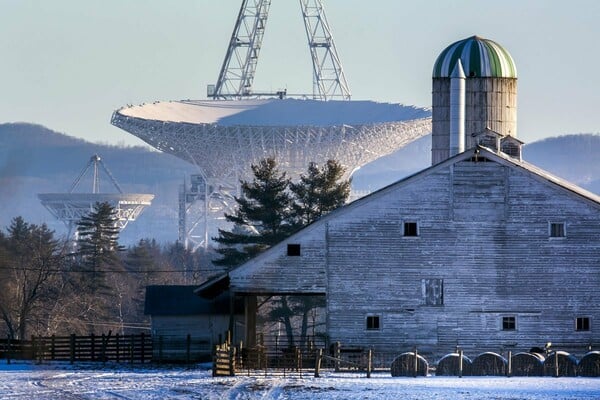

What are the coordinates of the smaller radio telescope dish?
(38, 154, 154, 238)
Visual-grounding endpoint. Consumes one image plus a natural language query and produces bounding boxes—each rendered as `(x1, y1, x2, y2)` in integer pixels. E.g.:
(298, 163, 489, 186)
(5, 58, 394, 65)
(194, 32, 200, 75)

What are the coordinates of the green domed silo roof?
(433, 36, 517, 78)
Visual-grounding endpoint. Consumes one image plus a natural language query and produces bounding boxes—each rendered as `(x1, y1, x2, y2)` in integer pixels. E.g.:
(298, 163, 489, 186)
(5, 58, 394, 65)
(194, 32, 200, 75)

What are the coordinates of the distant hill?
(0, 123, 598, 245)
(352, 133, 600, 195)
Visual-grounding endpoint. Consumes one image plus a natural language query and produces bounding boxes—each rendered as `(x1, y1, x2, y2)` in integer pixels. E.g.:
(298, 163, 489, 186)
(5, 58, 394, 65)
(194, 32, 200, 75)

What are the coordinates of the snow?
(1, 362, 599, 399)
(118, 98, 431, 127)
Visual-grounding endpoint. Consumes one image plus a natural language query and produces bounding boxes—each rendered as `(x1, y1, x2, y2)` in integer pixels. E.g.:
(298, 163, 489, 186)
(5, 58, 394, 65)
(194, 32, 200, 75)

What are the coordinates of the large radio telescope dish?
(38, 154, 154, 238)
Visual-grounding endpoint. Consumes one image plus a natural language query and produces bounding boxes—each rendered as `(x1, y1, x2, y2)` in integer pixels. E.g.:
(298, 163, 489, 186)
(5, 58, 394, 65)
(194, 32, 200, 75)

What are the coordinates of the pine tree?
(76, 202, 124, 289)
(290, 159, 351, 227)
(213, 158, 293, 269)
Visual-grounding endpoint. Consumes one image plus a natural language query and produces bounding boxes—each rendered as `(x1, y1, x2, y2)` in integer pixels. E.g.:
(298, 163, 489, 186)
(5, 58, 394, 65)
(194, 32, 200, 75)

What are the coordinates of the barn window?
(287, 244, 301, 256)
(502, 316, 516, 331)
(366, 315, 380, 330)
(576, 317, 590, 331)
(403, 221, 419, 237)
(549, 222, 566, 238)
(422, 279, 443, 306)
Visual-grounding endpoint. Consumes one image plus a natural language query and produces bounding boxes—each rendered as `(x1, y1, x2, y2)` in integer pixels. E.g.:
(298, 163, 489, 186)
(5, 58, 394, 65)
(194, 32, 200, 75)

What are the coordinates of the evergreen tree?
(213, 158, 293, 269)
(290, 159, 351, 227)
(76, 202, 124, 289)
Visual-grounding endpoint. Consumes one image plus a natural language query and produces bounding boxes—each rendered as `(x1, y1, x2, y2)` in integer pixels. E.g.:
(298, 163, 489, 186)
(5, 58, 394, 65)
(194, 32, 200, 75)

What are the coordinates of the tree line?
(0, 213, 212, 340)
(0, 157, 351, 343)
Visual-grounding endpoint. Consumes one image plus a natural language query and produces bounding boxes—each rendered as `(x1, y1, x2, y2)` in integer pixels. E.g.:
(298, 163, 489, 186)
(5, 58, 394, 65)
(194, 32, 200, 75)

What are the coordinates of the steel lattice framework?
(300, 0, 351, 100)
(209, 0, 350, 100)
(38, 155, 154, 238)
(111, 106, 432, 250)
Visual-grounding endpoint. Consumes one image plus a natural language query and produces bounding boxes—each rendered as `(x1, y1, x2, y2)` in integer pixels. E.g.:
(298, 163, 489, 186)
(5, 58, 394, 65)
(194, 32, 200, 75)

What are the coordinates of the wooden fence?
(1, 334, 152, 364)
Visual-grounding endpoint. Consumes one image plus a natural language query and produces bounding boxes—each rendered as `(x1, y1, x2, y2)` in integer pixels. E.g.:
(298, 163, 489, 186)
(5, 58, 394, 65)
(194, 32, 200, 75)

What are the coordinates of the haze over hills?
(0, 123, 598, 245)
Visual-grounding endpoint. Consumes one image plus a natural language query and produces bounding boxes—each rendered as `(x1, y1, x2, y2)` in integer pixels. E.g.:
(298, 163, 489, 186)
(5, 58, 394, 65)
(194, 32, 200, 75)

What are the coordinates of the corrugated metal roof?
(433, 36, 517, 78)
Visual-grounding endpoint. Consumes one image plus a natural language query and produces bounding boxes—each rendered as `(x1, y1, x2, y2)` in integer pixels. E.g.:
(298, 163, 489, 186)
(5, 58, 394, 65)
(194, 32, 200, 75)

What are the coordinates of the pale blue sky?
(1, 0, 599, 147)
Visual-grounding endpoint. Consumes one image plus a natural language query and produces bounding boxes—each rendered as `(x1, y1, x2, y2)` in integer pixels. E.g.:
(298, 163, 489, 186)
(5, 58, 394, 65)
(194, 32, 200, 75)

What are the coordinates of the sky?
(1, 0, 599, 148)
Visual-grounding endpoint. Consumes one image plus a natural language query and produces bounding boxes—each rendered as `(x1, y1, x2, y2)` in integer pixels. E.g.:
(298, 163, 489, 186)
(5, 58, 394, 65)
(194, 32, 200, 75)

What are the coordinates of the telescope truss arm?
(300, 0, 351, 100)
(211, 0, 272, 99)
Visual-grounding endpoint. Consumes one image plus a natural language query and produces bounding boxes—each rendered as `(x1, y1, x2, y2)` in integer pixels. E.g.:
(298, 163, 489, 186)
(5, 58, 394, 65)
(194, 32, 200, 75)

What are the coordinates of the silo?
(431, 36, 518, 165)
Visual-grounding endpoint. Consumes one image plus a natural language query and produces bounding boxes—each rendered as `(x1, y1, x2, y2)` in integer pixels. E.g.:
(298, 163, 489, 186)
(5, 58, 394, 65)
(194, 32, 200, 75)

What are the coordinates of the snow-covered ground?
(1, 362, 599, 399)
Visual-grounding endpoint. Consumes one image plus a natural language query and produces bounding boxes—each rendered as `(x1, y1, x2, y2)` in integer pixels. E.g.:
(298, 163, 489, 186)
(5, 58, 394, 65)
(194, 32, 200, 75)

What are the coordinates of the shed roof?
(144, 285, 233, 316)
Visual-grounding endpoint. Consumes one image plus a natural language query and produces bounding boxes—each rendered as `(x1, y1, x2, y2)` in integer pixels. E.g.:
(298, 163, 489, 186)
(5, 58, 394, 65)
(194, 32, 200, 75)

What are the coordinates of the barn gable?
(222, 146, 600, 298)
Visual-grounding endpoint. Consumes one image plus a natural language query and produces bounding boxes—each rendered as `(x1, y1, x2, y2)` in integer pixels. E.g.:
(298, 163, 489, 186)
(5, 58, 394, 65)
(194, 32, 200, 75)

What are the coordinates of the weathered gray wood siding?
(325, 159, 599, 358)
(230, 225, 328, 294)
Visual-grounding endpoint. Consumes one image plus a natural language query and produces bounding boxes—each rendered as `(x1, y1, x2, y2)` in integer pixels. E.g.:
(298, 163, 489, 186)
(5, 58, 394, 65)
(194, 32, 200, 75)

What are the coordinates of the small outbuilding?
(144, 285, 243, 362)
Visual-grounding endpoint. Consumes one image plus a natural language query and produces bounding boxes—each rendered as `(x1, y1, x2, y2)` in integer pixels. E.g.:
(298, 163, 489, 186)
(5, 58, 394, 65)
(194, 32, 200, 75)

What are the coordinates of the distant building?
(197, 36, 600, 359)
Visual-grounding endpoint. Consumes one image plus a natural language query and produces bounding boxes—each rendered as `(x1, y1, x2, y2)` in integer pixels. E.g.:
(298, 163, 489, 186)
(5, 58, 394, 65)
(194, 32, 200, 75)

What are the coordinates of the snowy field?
(1, 362, 600, 399)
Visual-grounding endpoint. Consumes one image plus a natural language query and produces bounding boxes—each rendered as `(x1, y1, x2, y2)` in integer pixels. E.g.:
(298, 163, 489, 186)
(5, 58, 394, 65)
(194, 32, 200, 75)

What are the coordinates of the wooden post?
(70, 334, 76, 364)
(229, 346, 236, 376)
(129, 334, 134, 365)
(116, 334, 120, 363)
(140, 333, 145, 364)
(51, 335, 56, 361)
(6, 335, 11, 365)
(91, 333, 96, 361)
(31, 335, 36, 363)
(413, 347, 419, 378)
(366, 349, 372, 378)
(507, 350, 512, 377)
(186, 334, 192, 364)
(238, 341, 244, 370)
(158, 336, 163, 363)
(554, 352, 559, 378)
(314, 348, 323, 378)
(295, 347, 301, 372)
(334, 341, 341, 372)
(458, 349, 463, 378)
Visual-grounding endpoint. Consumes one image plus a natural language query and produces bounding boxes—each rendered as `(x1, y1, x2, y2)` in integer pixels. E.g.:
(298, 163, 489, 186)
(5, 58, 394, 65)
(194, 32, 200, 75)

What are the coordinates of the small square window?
(404, 222, 419, 237)
(422, 279, 443, 306)
(502, 316, 516, 331)
(366, 315, 380, 330)
(287, 244, 301, 256)
(549, 222, 565, 238)
(576, 317, 590, 331)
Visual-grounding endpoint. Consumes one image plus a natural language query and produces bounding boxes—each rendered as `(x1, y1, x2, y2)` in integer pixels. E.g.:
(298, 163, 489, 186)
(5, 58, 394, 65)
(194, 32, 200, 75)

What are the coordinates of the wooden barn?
(197, 35, 600, 361)
(144, 285, 243, 362)
(199, 143, 600, 359)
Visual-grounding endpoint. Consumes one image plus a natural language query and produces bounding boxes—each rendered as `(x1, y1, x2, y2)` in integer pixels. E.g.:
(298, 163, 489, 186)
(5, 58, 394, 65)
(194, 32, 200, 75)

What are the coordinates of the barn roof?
(196, 146, 600, 297)
(144, 285, 234, 316)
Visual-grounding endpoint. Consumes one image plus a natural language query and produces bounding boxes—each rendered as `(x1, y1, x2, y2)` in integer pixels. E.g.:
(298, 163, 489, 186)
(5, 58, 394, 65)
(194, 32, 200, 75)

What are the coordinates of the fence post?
(458, 349, 463, 378)
(158, 336, 163, 363)
(507, 350, 512, 377)
(6, 335, 11, 364)
(413, 347, 419, 378)
(229, 346, 236, 377)
(334, 341, 341, 372)
(90, 333, 95, 361)
(366, 349, 372, 378)
(140, 333, 145, 364)
(554, 352, 559, 378)
(31, 335, 37, 363)
(186, 334, 191, 364)
(51, 335, 56, 361)
(116, 334, 120, 363)
(129, 334, 134, 365)
(70, 334, 76, 364)
(314, 348, 323, 378)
